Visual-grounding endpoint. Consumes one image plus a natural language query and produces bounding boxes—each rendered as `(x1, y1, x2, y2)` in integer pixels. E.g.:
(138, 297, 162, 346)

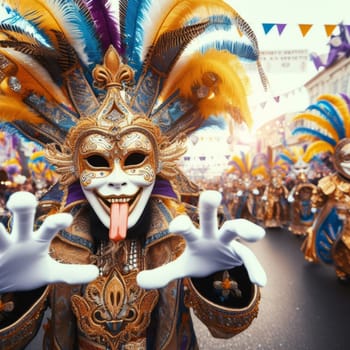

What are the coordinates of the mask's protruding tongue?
(109, 202, 129, 241)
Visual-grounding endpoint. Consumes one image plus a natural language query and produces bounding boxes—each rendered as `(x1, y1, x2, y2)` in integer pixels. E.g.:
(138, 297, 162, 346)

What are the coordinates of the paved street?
(193, 228, 350, 350)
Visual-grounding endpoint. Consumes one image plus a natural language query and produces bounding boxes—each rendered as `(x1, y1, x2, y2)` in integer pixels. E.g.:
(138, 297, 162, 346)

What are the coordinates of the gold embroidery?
(71, 267, 158, 350)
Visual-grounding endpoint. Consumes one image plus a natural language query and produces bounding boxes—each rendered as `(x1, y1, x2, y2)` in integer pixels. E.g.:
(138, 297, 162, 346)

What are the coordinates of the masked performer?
(280, 146, 317, 236)
(292, 93, 350, 283)
(226, 151, 268, 223)
(0, 1, 267, 349)
(260, 147, 289, 229)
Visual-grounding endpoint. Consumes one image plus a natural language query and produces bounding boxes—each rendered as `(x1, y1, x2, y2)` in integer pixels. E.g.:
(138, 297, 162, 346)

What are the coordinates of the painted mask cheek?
(79, 170, 110, 188)
(124, 164, 156, 186)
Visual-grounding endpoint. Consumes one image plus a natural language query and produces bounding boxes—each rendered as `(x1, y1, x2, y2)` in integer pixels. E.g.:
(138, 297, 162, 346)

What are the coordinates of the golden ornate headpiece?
(0, 0, 267, 193)
(45, 46, 186, 186)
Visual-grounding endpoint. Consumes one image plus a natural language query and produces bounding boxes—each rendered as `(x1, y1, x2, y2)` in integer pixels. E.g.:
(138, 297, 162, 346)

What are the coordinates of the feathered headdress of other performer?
(28, 150, 57, 183)
(257, 146, 289, 179)
(227, 150, 268, 178)
(279, 146, 313, 166)
(292, 93, 350, 178)
(279, 145, 321, 181)
(0, 0, 267, 201)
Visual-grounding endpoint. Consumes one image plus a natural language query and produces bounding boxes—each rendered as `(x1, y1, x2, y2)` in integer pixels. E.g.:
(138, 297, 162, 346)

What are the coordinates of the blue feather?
(199, 40, 257, 61)
(188, 15, 258, 61)
(123, 0, 152, 72)
(201, 115, 227, 129)
(0, 122, 33, 144)
(317, 100, 346, 139)
(55, 0, 102, 67)
(0, 5, 52, 48)
(279, 153, 294, 165)
(292, 127, 337, 147)
(187, 15, 233, 31)
(306, 103, 344, 139)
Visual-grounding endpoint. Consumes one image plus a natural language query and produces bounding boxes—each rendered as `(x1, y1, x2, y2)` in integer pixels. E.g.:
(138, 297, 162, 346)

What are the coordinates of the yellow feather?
(303, 140, 335, 162)
(0, 95, 45, 124)
(251, 165, 268, 178)
(228, 152, 253, 174)
(292, 146, 305, 159)
(280, 148, 296, 163)
(293, 113, 339, 142)
(0, 48, 71, 107)
(229, 154, 245, 174)
(317, 93, 350, 137)
(160, 50, 252, 127)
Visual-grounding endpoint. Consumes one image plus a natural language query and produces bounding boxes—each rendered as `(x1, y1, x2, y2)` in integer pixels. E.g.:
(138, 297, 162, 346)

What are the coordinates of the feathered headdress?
(259, 146, 289, 178)
(279, 145, 319, 166)
(227, 150, 268, 178)
(0, 0, 267, 196)
(292, 93, 350, 179)
(292, 93, 350, 156)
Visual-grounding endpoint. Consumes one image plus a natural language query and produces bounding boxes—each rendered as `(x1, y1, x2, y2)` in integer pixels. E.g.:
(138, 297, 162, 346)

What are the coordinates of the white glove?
(137, 190, 267, 289)
(0, 191, 99, 293)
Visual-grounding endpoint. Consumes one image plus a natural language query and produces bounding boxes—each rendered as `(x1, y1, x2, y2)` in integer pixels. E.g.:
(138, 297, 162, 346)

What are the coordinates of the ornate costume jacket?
(0, 196, 260, 350)
(302, 174, 350, 277)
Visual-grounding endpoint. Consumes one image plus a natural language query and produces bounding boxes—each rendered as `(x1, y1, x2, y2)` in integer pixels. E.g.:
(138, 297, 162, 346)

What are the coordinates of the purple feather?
(83, 0, 122, 53)
(340, 93, 350, 112)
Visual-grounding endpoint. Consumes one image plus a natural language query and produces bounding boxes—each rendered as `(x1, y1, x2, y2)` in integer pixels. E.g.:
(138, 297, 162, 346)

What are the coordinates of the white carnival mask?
(78, 131, 157, 241)
(45, 46, 186, 242)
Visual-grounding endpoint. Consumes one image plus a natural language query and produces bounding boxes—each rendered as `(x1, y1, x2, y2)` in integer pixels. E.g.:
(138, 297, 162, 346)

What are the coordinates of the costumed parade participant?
(28, 150, 58, 197)
(280, 146, 317, 236)
(0, 1, 267, 349)
(226, 151, 267, 223)
(292, 93, 350, 283)
(261, 147, 289, 229)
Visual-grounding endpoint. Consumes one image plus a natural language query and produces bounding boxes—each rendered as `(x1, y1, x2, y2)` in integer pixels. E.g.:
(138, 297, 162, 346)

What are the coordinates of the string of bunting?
(254, 86, 306, 110)
(249, 23, 350, 109)
(259, 23, 350, 37)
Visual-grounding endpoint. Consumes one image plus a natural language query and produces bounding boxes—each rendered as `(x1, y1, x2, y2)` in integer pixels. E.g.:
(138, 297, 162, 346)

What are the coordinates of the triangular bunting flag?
(274, 96, 280, 103)
(262, 23, 275, 34)
(276, 23, 287, 35)
(324, 24, 337, 37)
(298, 24, 313, 37)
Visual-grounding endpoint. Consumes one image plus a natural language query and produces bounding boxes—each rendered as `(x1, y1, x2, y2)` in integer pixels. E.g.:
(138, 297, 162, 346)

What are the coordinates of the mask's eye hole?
(342, 153, 350, 161)
(85, 155, 109, 168)
(125, 153, 146, 166)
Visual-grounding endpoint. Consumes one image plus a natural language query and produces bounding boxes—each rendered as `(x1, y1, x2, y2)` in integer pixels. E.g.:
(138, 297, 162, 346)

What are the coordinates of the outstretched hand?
(0, 191, 98, 293)
(137, 190, 267, 289)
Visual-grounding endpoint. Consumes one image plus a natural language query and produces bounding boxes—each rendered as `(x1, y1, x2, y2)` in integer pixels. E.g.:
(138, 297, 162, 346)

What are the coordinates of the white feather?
(141, 0, 175, 61)
(41, 0, 90, 64)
